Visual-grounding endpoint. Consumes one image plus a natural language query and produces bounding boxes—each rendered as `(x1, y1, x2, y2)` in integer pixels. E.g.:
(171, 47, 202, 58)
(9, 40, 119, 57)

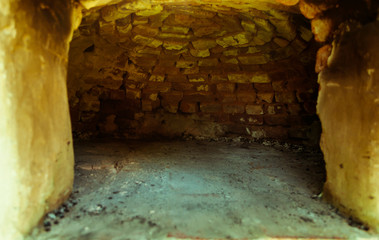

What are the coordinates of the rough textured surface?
(68, 2, 319, 143)
(317, 21, 379, 232)
(0, 1, 75, 239)
(28, 140, 377, 239)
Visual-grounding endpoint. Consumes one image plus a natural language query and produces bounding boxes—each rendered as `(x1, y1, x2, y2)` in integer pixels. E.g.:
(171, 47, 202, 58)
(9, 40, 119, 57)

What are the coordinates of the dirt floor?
(27, 138, 378, 239)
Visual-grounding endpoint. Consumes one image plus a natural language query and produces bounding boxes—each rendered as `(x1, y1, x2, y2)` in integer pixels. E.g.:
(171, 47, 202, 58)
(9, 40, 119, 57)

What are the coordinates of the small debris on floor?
(28, 139, 377, 240)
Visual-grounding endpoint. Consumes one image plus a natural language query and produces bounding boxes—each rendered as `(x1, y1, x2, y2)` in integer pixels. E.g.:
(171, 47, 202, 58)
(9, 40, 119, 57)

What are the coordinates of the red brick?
(183, 66, 200, 74)
(126, 88, 141, 99)
(263, 126, 288, 139)
(254, 83, 273, 91)
(161, 100, 180, 113)
(153, 66, 180, 75)
(172, 82, 194, 91)
(246, 105, 264, 115)
(246, 115, 264, 125)
(145, 82, 172, 92)
(109, 90, 126, 100)
(237, 83, 254, 91)
(221, 94, 237, 103)
(200, 102, 222, 113)
(160, 91, 183, 102)
(210, 74, 228, 82)
(216, 83, 235, 93)
(166, 74, 187, 83)
(158, 58, 176, 67)
(264, 115, 289, 126)
(142, 99, 160, 112)
(180, 101, 198, 113)
(266, 104, 287, 114)
(183, 92, 214, 102)
(236, 91, 256, 102)
(272, 80, 288, 91)
(257, 92, 274, 103)
(287, 104, 302, 115)
(223, 104, 245, 114)
(275, 91, 297, 103)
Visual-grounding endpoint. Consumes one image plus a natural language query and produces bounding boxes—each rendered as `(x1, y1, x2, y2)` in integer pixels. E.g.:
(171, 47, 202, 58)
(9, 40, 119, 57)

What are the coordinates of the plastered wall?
(0, 0, 75, 239)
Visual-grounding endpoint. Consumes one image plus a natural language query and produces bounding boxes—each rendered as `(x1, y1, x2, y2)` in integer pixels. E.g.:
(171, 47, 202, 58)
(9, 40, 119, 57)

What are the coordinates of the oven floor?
(28, 139, 376, 239)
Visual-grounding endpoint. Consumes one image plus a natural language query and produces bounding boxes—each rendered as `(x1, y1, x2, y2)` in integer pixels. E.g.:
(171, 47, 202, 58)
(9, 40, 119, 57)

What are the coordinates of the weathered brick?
(196, 84, 209, 92)
(221, 94, 237, 103)
(273, 37, 290, 47)
(254, 83, 273, 91)
(221, 63, 240, 72)
(246, 105, 264, 115)
(99, 20, 115, 36)
(211, 74, 228, 82)
(132, 35, 163, 48)
(166, 74, 187, 83)
(132, 15, 149, 25)
(275, 91, 297, 103)
(223, 104, 245, 114)
(228, 72, 270, 83)
(188, 74, 207, 82)
(145, 82, 172, 92)
(193, 24, 221, 37)
(158, 58, 176, 67)
(257, 92, 274, 103)
(149, 75, 165, 82)
(101, 5, 130, 22)
(220, 57, 239, 64)
(246, 115, 264, 125)
(264, 115, 288, 126)
(80, 97, 100, 112)
(160, 91, 183, 102)
(272, 80, 288, 91)
(190, 49, 211, 58)
(161, 25, 190, 34)
(180, 101, 198, 113)
(288, 104, 302, 115)
(230, 114, 249, 124)
(200, 102, 222, 113)
(183, 92, 214, 102)
(237, 83, 254, 91)
(126, 88, 141, 99)
(176, 59, 197, 68)
(266, 104, 287, 115)
(130, 56, 157, 68)
(238, 54, 270, 65)
(216, 83, 235, 93)
(163, 40, 189, 50)
(263, 126, 288, 138)
(161, 100, 179, 113)
(198, 58, 219, 67)
(192, 39, 218, 50)
(132, 24, 159, 37)
(237, 91, 256, 102)
(182, 66, 199, 74)
(141, 89, 159, 101)
(109, 90, 126, 100)
(303, 101, 316, 114)
(153, 66, 180, 75)
(172, 82, 194, 91)
(142, 99, 160, 111)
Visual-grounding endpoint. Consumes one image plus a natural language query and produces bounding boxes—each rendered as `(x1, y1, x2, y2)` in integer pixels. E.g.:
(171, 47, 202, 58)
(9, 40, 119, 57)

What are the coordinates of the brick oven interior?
(2, 0, 379, 239)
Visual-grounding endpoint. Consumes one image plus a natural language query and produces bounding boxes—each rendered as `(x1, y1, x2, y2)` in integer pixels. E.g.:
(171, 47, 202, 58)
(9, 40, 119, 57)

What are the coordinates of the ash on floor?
(27, 139, 377, 240)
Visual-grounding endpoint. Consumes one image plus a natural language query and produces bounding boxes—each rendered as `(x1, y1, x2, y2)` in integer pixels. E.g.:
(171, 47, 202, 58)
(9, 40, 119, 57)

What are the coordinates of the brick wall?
(67, 3, 319, 142)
